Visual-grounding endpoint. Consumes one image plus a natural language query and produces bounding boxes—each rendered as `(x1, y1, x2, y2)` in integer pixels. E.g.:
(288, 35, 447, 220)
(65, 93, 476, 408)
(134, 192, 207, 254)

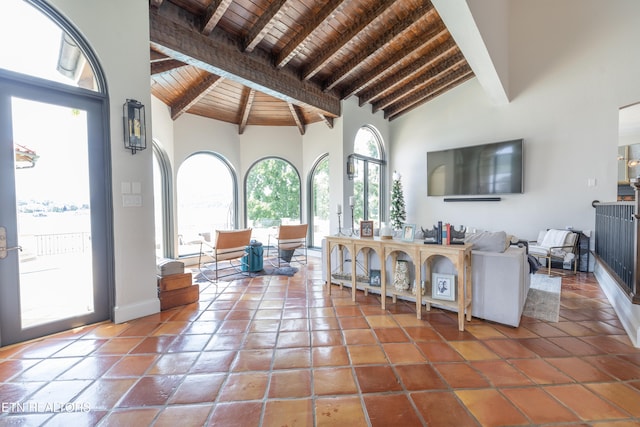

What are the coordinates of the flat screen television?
(427, 139, 523, 196)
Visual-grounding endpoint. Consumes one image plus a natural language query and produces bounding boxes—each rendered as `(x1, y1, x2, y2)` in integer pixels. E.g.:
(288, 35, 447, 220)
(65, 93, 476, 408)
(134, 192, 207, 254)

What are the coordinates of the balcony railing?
(35, 232, 91, 256)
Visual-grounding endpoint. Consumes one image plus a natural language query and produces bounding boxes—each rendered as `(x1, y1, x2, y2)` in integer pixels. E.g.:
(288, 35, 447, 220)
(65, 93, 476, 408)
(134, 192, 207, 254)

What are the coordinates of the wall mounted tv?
(427, 139, 523, 196)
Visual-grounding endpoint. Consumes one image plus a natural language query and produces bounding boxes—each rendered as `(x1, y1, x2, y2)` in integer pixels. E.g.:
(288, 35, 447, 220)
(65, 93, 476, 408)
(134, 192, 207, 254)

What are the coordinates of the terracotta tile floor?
(1, 256, 640, 426)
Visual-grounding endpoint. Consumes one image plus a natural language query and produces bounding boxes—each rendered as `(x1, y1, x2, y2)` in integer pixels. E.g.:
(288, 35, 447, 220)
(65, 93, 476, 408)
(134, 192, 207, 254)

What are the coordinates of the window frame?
(353, 125, 386, 223)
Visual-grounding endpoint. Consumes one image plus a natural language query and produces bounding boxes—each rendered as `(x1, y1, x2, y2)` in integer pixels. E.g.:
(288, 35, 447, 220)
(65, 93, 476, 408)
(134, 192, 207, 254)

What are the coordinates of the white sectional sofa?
(322, 231, 531, 327)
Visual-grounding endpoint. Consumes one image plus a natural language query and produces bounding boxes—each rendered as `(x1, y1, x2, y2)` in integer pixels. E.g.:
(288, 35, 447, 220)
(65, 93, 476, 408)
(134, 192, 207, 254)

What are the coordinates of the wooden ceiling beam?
(150, 50, 169, 62)
(238, 88, 256, 134)
(318, 113, 334, 129)
(243, 0, 289, 53)
(354, 31, 453, 104)
(323, 2, 436, 92)
(343, 28, 450, 101)
(151, 59, 186, 75)
(372, 52, 466, 113)
(150, 6, 341, 117)
(384, 65, 473, 119)
(301, 0, 396, 81)
(201, 0, 233, 36)
(171, 74, 224, 120)
(288, 103, 306, 135)
(275, 0, 345, 68)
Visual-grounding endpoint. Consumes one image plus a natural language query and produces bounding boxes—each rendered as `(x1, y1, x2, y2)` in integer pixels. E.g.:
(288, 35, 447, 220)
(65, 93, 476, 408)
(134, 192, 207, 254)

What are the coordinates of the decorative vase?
(379, 222, 393, 240)
(393, 260, 410, 291)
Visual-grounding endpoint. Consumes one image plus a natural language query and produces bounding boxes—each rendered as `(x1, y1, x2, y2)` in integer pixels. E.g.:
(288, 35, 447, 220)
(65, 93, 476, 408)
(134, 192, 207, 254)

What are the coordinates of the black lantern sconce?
(123, 99, 146, 154)
(346, 154, 356, 180)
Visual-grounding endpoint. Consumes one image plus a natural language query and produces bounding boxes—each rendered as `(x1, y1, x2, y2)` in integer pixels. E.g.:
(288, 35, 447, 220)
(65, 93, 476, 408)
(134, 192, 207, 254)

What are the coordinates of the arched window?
(352, 126, 385, 226)
(245, 157, 301, 244)
(152, 142, 174, 259)
(308, 154, 329, 248)
(177, 152, 237, 257)
(0, 1, 99, 91)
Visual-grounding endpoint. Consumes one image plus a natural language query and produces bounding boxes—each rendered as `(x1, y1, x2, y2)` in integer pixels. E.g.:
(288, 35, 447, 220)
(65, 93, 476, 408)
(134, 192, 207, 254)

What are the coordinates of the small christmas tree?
(390, 171, 406, 230)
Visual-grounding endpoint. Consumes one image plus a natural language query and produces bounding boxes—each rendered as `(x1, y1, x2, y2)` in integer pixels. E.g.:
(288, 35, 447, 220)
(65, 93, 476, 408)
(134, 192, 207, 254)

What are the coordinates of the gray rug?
(194, 265, 298, 282)
(522, 274, 561, 322)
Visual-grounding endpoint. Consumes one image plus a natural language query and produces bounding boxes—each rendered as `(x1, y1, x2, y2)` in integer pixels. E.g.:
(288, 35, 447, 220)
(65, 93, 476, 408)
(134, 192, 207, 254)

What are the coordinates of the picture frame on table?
(360, 220, 374, 238)
(369, 269, 381, 286)
(401, 224, 416, 242)
(432, 273, 455, 301)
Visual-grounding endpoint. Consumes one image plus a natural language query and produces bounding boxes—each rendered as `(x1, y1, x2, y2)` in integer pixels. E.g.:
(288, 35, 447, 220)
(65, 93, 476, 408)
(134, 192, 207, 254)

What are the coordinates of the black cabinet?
(577, 232, 590, 272)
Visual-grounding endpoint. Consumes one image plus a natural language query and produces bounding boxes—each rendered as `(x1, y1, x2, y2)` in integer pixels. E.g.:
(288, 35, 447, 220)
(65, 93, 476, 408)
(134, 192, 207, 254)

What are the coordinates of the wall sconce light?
(629, 159, 640, 168)
(346, 155, 356, 180)
(123, 99, 146, 154)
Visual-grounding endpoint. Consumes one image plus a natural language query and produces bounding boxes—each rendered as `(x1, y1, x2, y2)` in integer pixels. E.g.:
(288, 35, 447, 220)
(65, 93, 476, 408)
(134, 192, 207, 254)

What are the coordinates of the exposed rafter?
(238, 88, 256, 134)
(171, 74, 224, 120)
(385, 65, 474, 119)
(323, 2, 436, 92)
(243, 0, 289, 53)
(372, 52, 466, 113)
(357, 35, 456, 105)
(201, 0, 233, 36)
(301, 0, 396, 81)
(275, 0, 345, 69)
(318, 113, 334, 129)
(288, 103, 305, 135)
(149, 5, 341, 117)
(151, 58, 186, 75)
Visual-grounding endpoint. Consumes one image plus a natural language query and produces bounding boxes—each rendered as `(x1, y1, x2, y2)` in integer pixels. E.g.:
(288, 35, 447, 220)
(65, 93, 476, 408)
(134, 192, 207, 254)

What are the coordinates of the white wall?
(50, 0, 159, 322)
(390, 0, 640, 242)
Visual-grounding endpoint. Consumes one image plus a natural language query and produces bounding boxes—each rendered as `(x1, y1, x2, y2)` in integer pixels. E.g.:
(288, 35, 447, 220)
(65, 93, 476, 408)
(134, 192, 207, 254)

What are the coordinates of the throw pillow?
(464, 230, 508, 252)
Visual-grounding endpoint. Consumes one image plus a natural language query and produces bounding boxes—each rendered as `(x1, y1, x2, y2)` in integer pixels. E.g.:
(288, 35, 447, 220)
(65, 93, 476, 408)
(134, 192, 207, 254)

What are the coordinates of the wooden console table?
(325, 235, 473, 331)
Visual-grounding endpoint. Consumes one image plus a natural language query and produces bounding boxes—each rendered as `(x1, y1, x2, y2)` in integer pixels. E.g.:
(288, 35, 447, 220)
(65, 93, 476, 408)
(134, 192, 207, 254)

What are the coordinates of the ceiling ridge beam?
(243, 0, 289, 53)
(150, 7, 340, 117)
(342, 27, 449, 101)
(355, 33, 453, 105)
(151, 58, 186, 75)
(201, 0, 233, 36)
(275, 0, 346, 69)
(239, 88, 256, 134)
(322, 2, 436, 92)
(171, 74, 224, 120)
(384, 65, 473, 119)
(288, 102, 306, 135)
(301, 0, 397, 81)
(372, 52, 466, 112)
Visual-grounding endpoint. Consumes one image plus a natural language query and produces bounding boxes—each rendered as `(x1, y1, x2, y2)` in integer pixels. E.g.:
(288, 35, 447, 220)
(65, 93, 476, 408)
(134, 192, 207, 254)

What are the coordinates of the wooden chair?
(268, 224, 308, 267)
(198, 228, 252, 281)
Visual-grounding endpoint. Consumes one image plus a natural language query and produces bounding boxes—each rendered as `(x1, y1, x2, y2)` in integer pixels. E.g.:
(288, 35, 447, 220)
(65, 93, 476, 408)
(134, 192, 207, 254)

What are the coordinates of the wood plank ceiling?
(149, 0, 474, 134)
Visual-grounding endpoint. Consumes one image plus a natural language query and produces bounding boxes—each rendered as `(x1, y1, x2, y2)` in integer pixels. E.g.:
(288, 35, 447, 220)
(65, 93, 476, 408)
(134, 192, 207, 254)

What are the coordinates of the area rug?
(522, 274, 561, 322)
(193, 265, 298, 282)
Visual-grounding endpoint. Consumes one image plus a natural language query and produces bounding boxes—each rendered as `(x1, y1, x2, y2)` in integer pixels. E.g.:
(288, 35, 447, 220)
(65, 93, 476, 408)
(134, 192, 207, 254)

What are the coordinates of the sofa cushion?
(465, 231, 508, 252)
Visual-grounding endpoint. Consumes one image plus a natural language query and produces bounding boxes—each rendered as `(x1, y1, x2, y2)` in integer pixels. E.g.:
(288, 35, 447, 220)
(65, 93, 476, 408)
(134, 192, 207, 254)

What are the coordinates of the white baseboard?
(113, 298, 160, 324)
(594, 261, 640, 348)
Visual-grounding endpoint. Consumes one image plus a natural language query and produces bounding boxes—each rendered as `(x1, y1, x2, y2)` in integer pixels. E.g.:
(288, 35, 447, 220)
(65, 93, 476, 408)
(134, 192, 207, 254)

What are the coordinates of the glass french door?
(0, 74, 111, 346)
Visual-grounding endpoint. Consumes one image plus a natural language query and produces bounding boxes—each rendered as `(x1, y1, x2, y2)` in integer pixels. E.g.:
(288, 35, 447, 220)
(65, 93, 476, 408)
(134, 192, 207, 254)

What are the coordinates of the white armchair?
(528, 229, 579, 275)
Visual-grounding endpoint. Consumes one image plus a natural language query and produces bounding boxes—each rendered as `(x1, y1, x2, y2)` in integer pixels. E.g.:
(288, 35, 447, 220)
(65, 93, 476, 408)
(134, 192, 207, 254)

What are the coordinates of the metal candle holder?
(350, 205, 356, 236)
(337, 212, 346, 236)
